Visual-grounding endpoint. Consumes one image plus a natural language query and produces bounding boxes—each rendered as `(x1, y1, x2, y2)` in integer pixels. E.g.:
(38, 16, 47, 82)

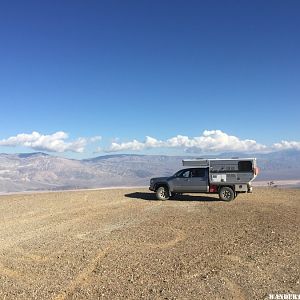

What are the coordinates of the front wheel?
(219, 187, 235, 201)
(156, 186, 169, 201)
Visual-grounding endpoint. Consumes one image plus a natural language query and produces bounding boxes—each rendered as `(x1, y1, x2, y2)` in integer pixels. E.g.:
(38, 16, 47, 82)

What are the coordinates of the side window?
(191, 168, 205, 177)
(238, 161, 252, 172)
(181, 170, 190, 178)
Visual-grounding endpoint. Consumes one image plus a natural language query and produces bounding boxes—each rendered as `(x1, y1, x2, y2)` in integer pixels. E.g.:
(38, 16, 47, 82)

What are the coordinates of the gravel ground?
(0, 188, 299, 299)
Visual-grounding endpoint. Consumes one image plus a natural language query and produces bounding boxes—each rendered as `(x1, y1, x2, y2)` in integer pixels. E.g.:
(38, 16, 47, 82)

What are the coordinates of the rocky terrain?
(0, 150, 300, 193)
(0, 187, 299, 299)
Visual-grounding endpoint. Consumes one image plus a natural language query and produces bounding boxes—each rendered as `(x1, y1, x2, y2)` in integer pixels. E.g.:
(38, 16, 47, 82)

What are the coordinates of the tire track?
(222, 276, 247, 300)
(53, 247, 109, 300)
(145, 228, 186, 250)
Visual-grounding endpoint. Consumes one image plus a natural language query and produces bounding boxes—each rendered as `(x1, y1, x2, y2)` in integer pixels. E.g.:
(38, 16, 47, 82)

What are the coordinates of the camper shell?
(149, 158, 258, 201)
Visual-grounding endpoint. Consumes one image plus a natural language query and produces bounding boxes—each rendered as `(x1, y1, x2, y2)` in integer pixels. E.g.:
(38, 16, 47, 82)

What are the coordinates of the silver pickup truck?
(149, 158, 258, 201)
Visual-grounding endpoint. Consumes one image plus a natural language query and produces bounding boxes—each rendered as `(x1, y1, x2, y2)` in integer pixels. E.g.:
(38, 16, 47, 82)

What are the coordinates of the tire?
(219, 187, 235, 201)
(156, 186, 169, 201)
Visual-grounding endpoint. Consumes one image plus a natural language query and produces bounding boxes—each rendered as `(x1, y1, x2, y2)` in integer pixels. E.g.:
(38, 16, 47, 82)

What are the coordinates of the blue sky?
(0, 1, 299, 158)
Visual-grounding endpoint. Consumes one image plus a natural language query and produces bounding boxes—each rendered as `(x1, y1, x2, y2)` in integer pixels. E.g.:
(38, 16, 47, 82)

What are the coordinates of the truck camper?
(149, 158, 258, 201)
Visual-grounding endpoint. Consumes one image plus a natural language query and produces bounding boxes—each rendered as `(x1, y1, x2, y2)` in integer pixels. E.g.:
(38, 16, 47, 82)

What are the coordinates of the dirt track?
(0, 188, 299, 299)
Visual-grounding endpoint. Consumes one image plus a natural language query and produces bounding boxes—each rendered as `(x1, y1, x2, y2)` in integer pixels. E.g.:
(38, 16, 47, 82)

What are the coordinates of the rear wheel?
(156, 186, 169, 201)
(219, 187, 235, 201)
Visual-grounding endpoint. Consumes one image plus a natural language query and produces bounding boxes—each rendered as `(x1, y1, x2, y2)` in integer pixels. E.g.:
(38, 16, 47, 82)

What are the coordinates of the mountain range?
(0, 150, 300, 193)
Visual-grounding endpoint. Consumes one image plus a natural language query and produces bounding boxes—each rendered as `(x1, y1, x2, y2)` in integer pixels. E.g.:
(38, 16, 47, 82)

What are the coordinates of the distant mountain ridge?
(0, 150, 300, 193)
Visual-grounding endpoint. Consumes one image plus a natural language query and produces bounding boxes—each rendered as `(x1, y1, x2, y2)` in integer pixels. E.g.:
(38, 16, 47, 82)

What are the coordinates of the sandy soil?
(0, 188, 299, 299)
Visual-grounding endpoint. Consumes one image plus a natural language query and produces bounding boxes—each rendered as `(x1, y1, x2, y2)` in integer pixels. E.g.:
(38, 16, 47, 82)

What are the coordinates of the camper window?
(238, 161, 252, 172)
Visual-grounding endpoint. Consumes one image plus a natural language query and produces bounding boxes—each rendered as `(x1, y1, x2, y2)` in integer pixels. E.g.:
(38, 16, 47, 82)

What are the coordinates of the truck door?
(189, 168, 208, 192)
(171, 169, 191, 192)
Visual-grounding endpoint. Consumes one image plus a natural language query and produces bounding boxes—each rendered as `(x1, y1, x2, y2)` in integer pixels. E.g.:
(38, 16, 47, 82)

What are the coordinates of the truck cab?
(170, 168, 209, 193)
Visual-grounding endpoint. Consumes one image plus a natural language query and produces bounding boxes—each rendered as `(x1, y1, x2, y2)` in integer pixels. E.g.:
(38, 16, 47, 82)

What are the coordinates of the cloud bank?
(0, 131, 88, 153)
(106, 130, 299, 153)
(272, 140, 300, 151)
(1, 130, 299, 154)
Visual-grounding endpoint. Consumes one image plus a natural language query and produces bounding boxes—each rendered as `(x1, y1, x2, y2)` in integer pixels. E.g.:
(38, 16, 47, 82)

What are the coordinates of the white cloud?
(106, 130, 270, 153)
(0, 131, 87, 153)
(109, 140, 145, 152)
(170, 130, 267, 152)
(108, 136, 164, 152)
(90, 136, 102, 143)
(2, 130, 299, 155)
(272, 140, 300, 151)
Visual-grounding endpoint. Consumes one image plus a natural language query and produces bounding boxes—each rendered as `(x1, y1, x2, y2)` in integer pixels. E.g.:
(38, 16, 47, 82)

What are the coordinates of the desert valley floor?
(0, 188, 299, 299)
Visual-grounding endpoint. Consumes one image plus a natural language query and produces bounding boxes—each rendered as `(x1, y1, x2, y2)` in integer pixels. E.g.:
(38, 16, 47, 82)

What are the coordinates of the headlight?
(150, 179, 154, 184)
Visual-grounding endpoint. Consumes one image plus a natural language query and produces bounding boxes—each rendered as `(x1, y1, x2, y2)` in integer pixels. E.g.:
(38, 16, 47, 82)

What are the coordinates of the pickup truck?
(149, 158, 258, 201)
